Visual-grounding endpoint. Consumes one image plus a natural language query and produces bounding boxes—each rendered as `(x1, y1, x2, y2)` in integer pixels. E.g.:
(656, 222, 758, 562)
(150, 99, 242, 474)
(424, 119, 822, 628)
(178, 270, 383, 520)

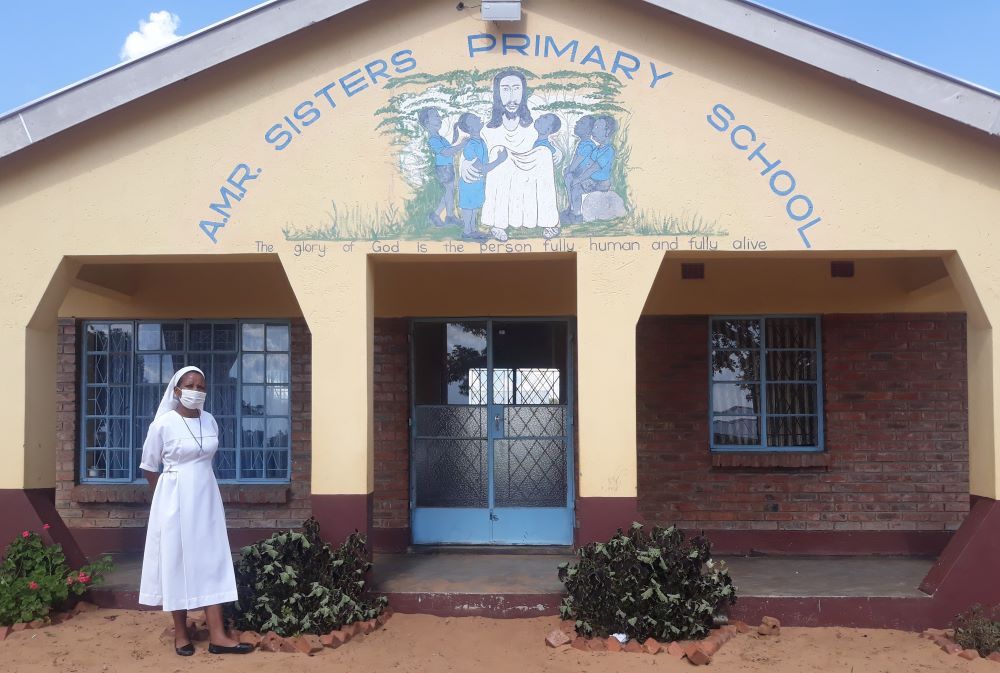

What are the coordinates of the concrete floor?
(98, 551, 934, 599)
(372, 553, 933, 598)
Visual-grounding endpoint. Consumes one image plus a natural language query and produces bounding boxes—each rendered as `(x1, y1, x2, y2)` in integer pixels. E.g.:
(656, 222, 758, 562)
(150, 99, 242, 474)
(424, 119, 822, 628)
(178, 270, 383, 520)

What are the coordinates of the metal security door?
(410, 319, 574, 545)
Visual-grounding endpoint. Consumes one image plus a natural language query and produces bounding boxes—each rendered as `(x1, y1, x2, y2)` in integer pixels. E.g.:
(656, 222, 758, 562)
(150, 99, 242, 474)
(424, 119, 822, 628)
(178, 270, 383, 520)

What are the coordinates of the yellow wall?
(0, 0, 998, 498)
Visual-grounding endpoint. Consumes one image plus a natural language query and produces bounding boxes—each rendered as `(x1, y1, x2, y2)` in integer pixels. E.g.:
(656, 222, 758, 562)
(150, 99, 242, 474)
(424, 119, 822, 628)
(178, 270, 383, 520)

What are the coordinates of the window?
(709, 316, 822, 451)
(80, 320, 292, 483)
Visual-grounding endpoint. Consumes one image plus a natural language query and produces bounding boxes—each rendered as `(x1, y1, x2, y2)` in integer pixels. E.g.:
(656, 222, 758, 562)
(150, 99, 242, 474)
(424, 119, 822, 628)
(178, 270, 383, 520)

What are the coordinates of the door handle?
(494, 414, 501, 432)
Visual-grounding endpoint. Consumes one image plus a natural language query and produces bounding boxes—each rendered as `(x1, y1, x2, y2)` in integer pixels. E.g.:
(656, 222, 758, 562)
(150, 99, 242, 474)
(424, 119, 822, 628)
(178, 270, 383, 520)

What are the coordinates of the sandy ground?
(0, 608, 992, 673)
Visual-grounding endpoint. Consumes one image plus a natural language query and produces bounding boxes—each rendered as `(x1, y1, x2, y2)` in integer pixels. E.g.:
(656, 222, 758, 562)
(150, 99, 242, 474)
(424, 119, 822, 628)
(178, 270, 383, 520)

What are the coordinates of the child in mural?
(560, 115, 597, 223)
(418, 107, 467, 228)
(532, 113, 563, 163)
(563, 115, 620, 224)
(456, 112, 508, 241)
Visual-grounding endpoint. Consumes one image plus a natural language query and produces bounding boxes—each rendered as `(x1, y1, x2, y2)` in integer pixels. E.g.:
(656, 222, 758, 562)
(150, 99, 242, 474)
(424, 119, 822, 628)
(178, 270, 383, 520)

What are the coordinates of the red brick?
(559, 619, 576, 634)
(545, 629, 571, 648)
(624, 639, 644, 653)
(260, 631, 283, 653)
(642, 638, 662, 654)
(986, 652, 1000, 663)
(571, 637, 589, 651)
(587, 637, 607, 651)
(606, 637, 622, 652)
(292, 635, 323, 654)
(685, 643, 712, 666)
(958, 649, 980, 660)
(239, 631, 262, 647)
(0, 625, 10, 641)
(665, 641, 685, 658)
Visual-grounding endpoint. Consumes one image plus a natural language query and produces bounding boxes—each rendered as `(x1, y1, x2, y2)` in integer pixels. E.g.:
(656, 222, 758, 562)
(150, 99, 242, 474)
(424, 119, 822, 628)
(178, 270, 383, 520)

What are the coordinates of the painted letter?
(797, 216, 821, 249)
(729, 124, 756, 150)
(467, 33, 497, 57)
(365, 58, 391, 84)
(649, 61, 673, 88)
(707, 103, 734, 132)
(580, 45, 607, 70)
(502, 33, 530, 56)
(293, 100, 321, 127)
(209, 187, 242, 220)
(199, 220, 224, 244)
(786, 194, 815, 221)
(264, 123, 293, 151)
(227, 164, 260, 194)
(391, 49, 417, 73)
(543, 35, 578, 61)
(747, 142, 781, 175)
(769, 170, 796, 196)
(339, 68, 369, 97)
(313, 82, 338, 109)
(610, 50, 641, 80)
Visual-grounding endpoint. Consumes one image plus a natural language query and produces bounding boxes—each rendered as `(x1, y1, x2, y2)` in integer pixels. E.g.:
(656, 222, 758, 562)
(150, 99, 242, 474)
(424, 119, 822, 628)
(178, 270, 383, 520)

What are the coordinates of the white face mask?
(177, 389, 207, 411)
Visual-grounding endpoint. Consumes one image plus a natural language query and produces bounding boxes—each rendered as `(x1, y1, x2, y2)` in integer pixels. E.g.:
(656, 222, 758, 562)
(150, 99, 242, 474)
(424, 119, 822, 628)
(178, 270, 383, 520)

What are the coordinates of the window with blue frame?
(709, 316, 822, 451)
(81, 320, 292, 483)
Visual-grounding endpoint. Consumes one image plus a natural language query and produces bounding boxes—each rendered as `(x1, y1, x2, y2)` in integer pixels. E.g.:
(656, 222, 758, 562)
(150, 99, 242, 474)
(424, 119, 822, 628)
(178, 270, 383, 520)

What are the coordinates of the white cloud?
(120, 11, 182, 61)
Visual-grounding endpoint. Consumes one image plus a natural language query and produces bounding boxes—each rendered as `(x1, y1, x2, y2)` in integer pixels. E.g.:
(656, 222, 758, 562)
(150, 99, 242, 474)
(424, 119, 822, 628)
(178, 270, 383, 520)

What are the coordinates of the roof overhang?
(1, 0, 998, 160)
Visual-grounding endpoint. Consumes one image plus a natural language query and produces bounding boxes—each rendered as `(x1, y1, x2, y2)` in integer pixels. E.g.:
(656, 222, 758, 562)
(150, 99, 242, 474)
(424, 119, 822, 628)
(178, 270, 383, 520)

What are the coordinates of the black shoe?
(208, 642, 254, 655)
(175, 643, 195, 656)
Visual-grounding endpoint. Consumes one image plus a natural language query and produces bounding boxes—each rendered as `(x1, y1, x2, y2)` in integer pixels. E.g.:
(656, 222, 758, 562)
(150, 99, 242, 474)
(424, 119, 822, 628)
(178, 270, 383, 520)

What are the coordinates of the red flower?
(43, 523, 51, 530)
(21, 531, 29, 538)
(77, 574, 90, 584)
(28, 581, 39, 590)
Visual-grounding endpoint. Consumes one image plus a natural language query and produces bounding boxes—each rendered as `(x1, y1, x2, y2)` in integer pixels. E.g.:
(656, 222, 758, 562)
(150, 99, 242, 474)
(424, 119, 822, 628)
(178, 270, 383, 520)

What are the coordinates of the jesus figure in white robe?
(470, 71, 560, 241)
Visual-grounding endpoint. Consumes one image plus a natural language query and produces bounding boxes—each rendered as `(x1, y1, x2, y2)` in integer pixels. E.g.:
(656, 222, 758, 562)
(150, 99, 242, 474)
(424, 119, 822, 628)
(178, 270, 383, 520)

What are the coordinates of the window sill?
(70, 484, 291, 505)
(711, 452, 830, 469)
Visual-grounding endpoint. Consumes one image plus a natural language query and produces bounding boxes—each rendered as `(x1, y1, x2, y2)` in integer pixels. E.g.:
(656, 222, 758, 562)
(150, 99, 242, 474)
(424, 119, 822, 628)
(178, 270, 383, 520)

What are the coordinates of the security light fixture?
(481, 0, 522, 21)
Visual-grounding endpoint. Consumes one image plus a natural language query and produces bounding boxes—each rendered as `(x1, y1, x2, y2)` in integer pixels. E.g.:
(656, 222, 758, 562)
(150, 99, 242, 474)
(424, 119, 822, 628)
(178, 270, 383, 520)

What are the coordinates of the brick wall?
(55, 318, 313, 540)
(637, 314, 969, 533)
(373, 319, 410, 541)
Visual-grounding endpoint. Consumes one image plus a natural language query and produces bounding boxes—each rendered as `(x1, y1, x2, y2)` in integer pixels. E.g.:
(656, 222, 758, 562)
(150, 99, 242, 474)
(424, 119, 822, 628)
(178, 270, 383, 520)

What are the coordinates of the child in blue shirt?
(532, 113, 562, 155)
(564, 115, 617, 224)
(456, 112, 508, 241)
(418, 107, 467, 228)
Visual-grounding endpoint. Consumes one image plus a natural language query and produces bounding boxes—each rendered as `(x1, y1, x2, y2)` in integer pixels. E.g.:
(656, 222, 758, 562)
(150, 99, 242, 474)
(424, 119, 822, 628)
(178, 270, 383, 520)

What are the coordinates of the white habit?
(138, 405, 238, 611)
(481, 119, 560, 231)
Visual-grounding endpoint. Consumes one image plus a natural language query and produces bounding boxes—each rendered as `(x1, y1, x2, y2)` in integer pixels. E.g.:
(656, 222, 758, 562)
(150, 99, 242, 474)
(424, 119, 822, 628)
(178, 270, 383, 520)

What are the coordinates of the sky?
(0, 0, 998, 115)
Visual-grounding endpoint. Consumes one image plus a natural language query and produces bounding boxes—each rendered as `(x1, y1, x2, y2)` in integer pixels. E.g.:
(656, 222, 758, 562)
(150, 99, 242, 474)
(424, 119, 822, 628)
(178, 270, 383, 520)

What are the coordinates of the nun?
(137, 366, 252, 656)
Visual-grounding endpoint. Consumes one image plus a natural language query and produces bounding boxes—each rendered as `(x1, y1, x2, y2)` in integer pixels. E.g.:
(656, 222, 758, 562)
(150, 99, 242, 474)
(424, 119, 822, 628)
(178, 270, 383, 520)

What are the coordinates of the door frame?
(408, 316, 576, 545)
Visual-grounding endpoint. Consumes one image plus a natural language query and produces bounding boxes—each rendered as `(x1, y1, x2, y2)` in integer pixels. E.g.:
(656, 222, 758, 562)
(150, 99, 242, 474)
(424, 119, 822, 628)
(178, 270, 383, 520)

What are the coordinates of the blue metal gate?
(410, 319, 574, 545)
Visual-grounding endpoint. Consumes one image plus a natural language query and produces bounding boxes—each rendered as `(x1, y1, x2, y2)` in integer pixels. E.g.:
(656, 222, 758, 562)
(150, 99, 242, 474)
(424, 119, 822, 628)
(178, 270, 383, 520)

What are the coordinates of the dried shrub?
(954, 604, 1000, 657)
(558, 523, 736, 641)
(230, 517, 387, 636)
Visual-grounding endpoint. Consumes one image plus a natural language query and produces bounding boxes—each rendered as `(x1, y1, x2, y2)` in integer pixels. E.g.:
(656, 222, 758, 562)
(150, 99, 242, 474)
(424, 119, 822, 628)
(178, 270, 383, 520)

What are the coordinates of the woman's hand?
(143, 469, 159, 491)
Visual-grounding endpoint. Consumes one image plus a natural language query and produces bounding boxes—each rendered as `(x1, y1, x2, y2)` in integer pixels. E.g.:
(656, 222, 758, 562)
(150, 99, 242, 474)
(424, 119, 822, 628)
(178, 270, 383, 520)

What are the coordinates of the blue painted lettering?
(502, 33, 530, 56)
(313, 82, 338, 109)
(467, 33, 497, 57)
(264, 123, 293, 151)
(707, 103, 734, 132)
(610, 50, 641, 80)
(747, 143, 781, 175)
(365, 59, 391, 84)
(649, 61, 673, 88)
(340, 68, 369, 97)
(543, 35, 578, 61)
(709, 103, 824, 249)
(729, 124, 756, 149)
(390, 49, 417, 73)
(580, 45, 607, 70)
(293, 100, 321, 127)
(769, 170, 796, 196)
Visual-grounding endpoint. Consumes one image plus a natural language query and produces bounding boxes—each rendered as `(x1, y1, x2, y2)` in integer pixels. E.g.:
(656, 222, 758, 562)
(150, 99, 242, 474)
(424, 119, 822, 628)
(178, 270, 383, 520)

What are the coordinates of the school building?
(1, 0, 998, 626)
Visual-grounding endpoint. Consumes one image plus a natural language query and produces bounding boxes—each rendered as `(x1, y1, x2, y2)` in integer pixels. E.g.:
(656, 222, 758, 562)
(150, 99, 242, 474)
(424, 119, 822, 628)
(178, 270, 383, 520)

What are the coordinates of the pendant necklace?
(181, 415, 204, 454)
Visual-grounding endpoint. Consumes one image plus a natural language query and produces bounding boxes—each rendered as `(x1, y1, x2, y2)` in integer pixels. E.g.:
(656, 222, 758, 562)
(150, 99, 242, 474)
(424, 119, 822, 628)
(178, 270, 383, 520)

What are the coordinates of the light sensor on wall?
(475, 0, 522, 21)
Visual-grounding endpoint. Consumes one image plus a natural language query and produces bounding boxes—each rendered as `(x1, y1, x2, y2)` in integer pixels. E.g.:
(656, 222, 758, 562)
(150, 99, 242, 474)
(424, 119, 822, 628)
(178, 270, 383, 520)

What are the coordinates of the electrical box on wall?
(481, 1, 522, 21)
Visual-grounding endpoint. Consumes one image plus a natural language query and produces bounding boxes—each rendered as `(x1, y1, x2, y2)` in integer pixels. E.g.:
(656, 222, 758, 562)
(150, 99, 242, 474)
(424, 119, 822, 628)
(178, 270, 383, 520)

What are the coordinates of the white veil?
(155, 366, 205, 419)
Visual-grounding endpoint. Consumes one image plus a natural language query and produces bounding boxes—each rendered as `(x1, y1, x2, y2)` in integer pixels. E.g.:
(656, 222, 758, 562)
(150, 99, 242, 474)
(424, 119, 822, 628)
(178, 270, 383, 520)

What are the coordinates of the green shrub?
(230, 517, 387, 636)
(0, 528, 113, 625)
(954, 604, 1000, 656)
(558, 522, 736, 641)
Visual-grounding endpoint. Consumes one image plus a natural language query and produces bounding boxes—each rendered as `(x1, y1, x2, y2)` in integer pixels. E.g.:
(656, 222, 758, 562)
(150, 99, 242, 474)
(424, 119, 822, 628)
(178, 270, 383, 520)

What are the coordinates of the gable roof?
(1, 0, 998, 160)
